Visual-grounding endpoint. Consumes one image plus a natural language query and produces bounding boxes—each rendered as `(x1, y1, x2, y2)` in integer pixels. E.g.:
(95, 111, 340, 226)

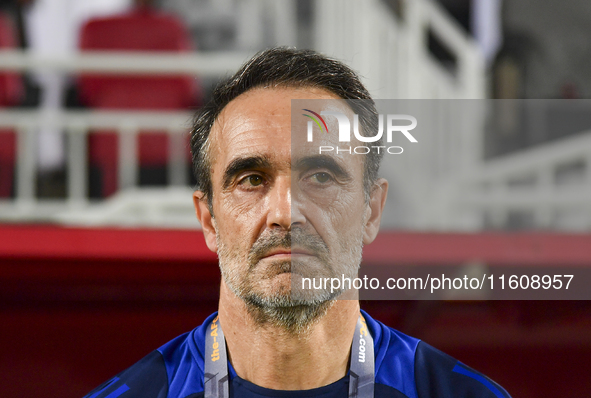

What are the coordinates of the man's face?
(195, 86, 385, 329)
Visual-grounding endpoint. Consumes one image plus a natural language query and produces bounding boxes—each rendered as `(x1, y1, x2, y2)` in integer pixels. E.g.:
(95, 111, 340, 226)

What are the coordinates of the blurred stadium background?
(0, 0, 589, 396)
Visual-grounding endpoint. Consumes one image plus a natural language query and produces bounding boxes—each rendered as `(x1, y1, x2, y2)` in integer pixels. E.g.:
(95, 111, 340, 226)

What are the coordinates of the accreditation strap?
(348, 314, 375, 398)
(204, 314, 375, 398)
(204, 315, 229, 398)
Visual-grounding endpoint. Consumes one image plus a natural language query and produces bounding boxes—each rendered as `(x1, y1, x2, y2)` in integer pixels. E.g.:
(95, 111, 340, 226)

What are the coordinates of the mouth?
(262, 248, 316, 260)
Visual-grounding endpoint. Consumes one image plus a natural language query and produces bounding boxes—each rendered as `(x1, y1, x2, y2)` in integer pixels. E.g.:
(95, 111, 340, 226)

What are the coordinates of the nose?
(290, 178, 306, 229)
(266, 176, 301, 230)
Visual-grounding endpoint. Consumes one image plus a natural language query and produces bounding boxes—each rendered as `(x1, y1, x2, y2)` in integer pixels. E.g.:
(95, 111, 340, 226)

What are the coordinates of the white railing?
(376, 99, 591, 233)
(0, 51, 254, 224)
(458, 130, 591, 231)
(0, 0, 490, 227)
(314, 0, 490, 232)
(0, 109, 195, 222)
(0, 50, 253, 75)
(314, 0, 486, 99)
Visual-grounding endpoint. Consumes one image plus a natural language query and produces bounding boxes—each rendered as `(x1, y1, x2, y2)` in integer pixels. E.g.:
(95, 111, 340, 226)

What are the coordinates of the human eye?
(308, 171, 334, 184)
(237, 173, 266, 188)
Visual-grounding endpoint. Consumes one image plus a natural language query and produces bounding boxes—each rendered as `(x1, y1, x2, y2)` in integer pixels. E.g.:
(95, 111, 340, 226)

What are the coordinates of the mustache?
(247, 227, 329, 267)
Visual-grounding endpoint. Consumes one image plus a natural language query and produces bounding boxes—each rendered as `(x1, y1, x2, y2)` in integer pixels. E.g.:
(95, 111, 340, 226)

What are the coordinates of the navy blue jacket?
(85, 311, 511, 398)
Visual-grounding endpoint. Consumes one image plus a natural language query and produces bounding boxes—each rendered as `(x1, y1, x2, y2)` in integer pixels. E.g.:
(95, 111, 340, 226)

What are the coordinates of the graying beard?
(242, 295, 335, 335)
(216, 226, 359, 335)
(227, 263, 339, 335)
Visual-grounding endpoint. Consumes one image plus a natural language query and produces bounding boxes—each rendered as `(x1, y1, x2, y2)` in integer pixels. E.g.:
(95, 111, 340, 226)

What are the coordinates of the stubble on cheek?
(216, 227, 291, 300)
(213, 192, 368, 334)
(216, 228, 250, 295)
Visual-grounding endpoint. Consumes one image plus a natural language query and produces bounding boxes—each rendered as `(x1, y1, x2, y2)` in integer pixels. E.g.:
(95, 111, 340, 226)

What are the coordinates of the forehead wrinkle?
(211, 87, 349, 189)
(214, 114, 288, 150)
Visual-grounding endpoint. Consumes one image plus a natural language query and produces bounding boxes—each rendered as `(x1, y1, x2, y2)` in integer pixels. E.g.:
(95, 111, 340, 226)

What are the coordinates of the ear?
(193, 191, 218, 253)
(362, 178, 388, 245)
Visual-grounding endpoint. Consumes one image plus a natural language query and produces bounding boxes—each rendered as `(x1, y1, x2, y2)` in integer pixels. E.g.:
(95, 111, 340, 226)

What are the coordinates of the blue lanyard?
(204, 314, 375, 398)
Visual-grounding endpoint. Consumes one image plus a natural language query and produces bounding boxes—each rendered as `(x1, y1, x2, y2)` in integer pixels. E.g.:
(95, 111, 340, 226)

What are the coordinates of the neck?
(218, 281, 360, 390)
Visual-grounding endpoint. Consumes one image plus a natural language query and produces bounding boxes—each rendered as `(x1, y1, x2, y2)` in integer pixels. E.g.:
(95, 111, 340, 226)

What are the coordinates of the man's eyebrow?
(294, 155, 351, 180)
(222, 155, 272, 188)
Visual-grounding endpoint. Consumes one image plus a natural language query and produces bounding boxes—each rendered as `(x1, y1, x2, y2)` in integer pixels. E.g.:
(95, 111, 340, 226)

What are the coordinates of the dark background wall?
(1, 225, 590, 397)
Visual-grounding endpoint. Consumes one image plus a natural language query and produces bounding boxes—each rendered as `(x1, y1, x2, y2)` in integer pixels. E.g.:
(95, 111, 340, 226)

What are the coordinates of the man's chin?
(242, 292, 336, 334)
(234, 281, 339, 334)
(221, 259, 345, 333)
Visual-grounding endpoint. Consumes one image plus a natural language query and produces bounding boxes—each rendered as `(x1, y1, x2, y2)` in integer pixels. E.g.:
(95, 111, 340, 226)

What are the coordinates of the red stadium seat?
(0, 12, 23, 198)
(78, 6, 199, 197)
